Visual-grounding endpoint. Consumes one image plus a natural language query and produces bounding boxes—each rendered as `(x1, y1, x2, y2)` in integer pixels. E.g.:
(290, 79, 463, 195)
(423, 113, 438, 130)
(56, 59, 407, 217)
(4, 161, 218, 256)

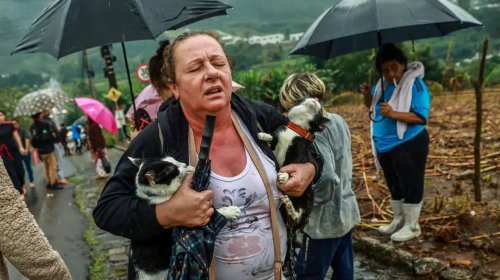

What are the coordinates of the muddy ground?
(327, 89, 499, 279)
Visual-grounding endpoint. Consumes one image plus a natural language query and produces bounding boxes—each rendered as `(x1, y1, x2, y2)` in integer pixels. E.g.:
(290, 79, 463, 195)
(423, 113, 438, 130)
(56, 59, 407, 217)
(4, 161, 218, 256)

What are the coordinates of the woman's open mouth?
(205, 86, 223, 95)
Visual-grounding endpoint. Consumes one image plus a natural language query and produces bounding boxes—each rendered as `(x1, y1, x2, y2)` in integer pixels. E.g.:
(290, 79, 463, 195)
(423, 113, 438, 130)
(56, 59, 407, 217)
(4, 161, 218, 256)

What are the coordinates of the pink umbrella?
(126, 81, 246, 120)
(75, 97, 118, 134)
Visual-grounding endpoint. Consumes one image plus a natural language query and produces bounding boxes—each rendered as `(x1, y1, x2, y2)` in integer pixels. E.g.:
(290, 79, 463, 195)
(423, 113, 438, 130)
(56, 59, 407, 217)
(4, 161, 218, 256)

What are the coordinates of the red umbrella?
(75, 97, 118, 134)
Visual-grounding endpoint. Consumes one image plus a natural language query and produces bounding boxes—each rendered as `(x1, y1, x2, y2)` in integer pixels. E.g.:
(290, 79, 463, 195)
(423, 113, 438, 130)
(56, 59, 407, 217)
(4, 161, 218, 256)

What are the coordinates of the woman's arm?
(92, 131, 166, 240)
(13, 131, 26, 155)
(380, 102, 426, 124)
(25, 137, 31, 151)
(360, 83, 373, 108)
(93, 122, 214, 240)
(0, 159, 71, 280)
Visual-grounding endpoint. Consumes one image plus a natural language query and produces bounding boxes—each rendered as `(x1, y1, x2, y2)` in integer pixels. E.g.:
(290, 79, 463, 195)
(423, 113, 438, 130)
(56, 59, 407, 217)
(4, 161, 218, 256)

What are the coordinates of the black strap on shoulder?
(157, 111, 169, 155)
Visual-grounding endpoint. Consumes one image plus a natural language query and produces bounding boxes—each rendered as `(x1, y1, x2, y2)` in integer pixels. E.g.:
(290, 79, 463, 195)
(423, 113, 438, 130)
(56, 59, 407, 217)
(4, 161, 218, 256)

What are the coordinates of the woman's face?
(169, 35, 232, 115)
(0, 112, 5, 123)
(381, 59, 405, 84)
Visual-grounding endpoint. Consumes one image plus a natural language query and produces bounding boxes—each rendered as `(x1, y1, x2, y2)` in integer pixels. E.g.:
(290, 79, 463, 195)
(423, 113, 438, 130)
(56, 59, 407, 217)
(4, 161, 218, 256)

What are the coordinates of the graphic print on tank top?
(208, 120, 286, 280)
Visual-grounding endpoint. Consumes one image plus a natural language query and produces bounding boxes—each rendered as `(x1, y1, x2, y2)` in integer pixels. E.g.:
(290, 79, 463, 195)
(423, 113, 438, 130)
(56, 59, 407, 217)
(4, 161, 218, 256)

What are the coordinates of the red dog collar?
(287, 121, 314, 141)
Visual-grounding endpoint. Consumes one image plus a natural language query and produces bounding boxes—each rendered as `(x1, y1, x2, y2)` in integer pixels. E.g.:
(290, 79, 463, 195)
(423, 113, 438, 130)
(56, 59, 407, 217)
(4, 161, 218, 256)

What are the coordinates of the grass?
(71, 175, 110, 280)
(85, 218, 109, 280)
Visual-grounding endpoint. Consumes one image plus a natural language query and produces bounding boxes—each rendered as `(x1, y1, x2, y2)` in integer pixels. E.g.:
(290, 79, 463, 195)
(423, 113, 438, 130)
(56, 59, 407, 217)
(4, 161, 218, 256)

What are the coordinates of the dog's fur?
(127, 156, 240, 280)
(259, 98, 328, 229)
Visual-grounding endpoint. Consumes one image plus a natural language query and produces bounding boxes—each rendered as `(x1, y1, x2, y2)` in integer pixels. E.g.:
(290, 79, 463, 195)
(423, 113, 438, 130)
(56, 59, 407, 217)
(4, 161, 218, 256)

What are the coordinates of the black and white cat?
(127, 156, 241, 280)
(258, 98, 328, 230)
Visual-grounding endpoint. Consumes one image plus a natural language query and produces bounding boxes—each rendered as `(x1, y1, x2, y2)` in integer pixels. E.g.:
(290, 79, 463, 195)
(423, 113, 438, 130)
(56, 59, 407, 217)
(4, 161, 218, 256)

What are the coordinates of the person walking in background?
(42, 110, 68, 185)
(30, 112, 62, 190)
(149, 40, 171, 101)
(85, 116, 109, 178)
(114, 104, 129, 141)
(70, 123, 83, 155)
(128, 40, 171, 140)
(0, 109, 26, 195)
(59, 123, 70, 156)
(360, 43, 430, 242)
(12, 119, 35, 189)
(0, 158, 72, 280)
(279, 73, 360, 280)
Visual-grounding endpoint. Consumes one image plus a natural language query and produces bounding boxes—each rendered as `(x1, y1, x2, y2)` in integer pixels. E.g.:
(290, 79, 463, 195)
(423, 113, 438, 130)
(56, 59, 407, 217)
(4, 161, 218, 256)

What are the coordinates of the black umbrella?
(169, 115, 227, 279)
(290, 0, 482, 122)
(11, 0, 231, 115)
(291, 0, 482, 59)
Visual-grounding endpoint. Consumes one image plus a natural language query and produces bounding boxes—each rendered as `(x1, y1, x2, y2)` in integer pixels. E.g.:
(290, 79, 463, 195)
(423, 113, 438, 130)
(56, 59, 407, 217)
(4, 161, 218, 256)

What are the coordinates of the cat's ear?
(128, 157, 142, 167)
(319, 116, 330, 131)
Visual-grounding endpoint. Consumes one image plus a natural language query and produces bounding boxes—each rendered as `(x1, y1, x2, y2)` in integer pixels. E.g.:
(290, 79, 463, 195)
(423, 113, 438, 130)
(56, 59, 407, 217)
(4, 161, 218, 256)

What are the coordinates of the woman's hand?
(155, 173, 214, 228)
(380, 102, 394, 118)
(360, 83, 373, 108)
(359, 83, 371, 95)
(278, 162, 315, 197)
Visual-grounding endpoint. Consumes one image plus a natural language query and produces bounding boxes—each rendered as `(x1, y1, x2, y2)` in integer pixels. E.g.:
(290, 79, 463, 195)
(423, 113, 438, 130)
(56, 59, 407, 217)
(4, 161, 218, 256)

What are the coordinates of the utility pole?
(82, 49, 96, 98)
(473, 38, 488, 202)
(101, 45, 118, 89)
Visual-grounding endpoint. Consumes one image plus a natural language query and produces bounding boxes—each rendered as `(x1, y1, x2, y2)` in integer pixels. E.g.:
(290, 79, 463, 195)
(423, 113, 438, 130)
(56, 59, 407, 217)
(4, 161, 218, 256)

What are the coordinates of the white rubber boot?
(391, 202, 422, 242)
(378, 200, 404, 235)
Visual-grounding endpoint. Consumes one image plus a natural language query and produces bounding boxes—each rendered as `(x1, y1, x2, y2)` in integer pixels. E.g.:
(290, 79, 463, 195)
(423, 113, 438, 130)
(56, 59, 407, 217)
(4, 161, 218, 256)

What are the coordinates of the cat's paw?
(186, 166, 195, 173)
(258, 132, 273, 142)
(277, 172, 289, 184)
(218, 206, 241, 221)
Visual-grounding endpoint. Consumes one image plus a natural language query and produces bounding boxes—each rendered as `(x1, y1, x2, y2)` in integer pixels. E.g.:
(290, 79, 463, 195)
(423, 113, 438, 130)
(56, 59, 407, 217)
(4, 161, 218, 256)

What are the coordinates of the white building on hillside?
(216, 30, 245, 45)
(289, 32, 304, 42)
(248, 34, 285, 45)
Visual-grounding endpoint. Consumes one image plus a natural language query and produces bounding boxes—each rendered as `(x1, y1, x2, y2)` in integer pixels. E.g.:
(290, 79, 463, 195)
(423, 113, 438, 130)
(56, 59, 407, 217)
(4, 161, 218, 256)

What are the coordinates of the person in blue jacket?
(360, 43, 430, 242)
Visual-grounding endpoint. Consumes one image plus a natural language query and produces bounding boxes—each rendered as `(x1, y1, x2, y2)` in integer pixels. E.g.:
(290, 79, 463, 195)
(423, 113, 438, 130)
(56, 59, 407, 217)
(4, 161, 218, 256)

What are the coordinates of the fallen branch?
(361, 149, 381, 217)
(450, 232, 500, 243)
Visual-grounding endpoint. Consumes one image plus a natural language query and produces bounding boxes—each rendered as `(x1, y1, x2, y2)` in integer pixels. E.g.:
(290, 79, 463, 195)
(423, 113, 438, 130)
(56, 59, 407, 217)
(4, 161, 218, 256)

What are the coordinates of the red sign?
(136, 63, 150, 83)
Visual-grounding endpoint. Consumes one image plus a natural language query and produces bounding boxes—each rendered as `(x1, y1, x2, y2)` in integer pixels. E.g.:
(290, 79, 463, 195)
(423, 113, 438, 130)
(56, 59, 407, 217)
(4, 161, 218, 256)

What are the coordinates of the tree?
(58, 61, 81, 84)
(324, 50, 373, 92)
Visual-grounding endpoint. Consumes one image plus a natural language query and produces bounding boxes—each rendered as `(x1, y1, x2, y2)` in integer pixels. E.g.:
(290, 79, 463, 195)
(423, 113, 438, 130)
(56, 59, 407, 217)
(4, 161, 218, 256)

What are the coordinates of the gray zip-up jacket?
(304, 112, 360, 239)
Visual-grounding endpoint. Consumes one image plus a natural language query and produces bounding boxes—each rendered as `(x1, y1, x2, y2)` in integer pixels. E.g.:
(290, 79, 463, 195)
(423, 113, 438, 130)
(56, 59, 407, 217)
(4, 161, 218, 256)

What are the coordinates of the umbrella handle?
(121, 39, 137, 124)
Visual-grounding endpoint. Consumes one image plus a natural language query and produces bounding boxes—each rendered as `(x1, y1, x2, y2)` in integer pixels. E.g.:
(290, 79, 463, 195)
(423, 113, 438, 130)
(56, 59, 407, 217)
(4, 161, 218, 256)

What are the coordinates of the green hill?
(0, 0, 497, 87)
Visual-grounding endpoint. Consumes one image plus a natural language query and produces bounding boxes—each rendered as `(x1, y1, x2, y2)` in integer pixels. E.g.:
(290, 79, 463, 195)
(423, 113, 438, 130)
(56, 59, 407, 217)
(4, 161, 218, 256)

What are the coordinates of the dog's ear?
(128, 157, 143, 167)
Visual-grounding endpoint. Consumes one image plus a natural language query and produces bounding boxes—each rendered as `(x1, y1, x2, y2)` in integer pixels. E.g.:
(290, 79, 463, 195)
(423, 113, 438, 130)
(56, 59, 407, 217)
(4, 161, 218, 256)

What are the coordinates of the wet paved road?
(7, 152, 92, 280)
(6, 148, 411, 280)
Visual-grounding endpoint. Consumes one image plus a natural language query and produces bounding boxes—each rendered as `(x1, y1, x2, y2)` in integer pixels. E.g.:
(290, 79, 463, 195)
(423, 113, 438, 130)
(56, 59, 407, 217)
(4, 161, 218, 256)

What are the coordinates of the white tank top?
(209, 121, 287, 280)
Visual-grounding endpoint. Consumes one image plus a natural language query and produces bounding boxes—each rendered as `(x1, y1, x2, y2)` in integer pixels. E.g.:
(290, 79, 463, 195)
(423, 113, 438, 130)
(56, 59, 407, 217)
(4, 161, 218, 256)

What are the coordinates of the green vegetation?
(1, 0, 498, 117)
(72, 178, 110, 280)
